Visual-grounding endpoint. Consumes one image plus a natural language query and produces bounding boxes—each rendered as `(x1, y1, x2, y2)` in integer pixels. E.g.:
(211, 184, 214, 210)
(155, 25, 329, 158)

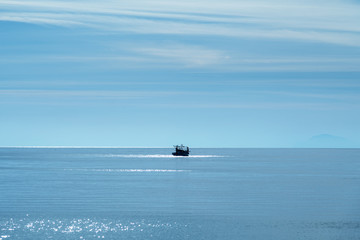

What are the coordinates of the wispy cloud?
(254, 90, 360, 101)
(137, 102, 360, 110)
(2, 0, 360, 72)
(136, 45, 229, 66)
(1, 88, 358, 110)
(2, 52, 360, 71)
(0, 89, 200, 99)
(1, 0, 360, 46)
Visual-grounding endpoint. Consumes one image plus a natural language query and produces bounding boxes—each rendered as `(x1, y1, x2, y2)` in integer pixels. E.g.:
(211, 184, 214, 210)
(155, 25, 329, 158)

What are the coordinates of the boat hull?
(172, 151, 189, 156)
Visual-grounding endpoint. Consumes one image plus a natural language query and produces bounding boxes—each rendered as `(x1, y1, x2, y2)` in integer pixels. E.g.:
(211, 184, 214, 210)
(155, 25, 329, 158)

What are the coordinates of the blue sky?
(1, 0, 360, 147)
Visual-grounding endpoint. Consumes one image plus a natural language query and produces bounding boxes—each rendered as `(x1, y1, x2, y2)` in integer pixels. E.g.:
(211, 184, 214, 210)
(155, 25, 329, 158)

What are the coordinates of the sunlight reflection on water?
(0, 217, 180, 239)
(1, 217, 360, 240)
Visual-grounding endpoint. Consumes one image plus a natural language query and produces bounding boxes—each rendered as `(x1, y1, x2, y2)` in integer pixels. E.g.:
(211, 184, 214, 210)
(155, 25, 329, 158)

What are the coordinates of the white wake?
(65, 168, 189, 173)
(100, 154, 222, 158)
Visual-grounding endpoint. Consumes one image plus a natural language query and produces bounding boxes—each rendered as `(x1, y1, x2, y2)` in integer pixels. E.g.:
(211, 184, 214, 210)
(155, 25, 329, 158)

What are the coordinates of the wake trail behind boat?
(65, 168, 190, 173)
(99, 154, 223, 158)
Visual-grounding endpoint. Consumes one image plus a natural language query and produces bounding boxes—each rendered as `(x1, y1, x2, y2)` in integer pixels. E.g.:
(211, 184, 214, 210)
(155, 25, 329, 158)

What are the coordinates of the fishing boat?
(172, 144, 190, 156)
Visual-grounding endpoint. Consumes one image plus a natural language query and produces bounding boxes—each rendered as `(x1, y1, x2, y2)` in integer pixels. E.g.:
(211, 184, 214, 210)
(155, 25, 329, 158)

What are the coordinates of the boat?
(172, 144, 190, 156)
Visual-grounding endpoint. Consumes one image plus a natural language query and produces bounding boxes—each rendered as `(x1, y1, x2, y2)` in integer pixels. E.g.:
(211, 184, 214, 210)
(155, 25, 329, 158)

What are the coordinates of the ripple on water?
(1, 217, 360, 240)
(0, 217, 183, 240)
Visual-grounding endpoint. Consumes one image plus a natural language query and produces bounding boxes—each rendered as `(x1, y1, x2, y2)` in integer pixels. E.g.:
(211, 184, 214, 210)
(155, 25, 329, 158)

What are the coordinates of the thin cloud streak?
(0, 89, 206, 99)
(1, 89, 357, 108)
(139, 102, 360, 110)
(2, 79, 360, 89)
(2, 53, 360, 72)
(136, 45, 229, 66)
(0, 45, 229, 67)
(255, 91, 360, 101)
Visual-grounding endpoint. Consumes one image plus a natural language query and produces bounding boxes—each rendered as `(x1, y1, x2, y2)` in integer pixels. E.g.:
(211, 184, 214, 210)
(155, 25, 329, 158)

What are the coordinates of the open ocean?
(0, 148, 359, 239)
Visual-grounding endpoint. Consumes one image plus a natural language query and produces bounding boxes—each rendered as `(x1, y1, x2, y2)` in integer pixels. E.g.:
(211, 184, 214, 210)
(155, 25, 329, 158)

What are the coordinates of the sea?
(0, 148, 359, 239)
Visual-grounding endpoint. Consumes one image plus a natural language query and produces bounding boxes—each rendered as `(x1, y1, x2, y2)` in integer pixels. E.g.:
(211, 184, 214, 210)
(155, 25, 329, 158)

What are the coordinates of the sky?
(1, 0, 360, 147)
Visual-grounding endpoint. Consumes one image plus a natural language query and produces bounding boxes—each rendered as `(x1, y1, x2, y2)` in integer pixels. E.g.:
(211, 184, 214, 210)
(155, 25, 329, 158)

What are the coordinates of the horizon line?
(0, 146, 358, 149)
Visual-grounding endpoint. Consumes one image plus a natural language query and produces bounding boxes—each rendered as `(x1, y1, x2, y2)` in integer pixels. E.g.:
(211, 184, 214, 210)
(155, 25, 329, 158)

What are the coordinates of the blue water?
(0, 148, 359, 239)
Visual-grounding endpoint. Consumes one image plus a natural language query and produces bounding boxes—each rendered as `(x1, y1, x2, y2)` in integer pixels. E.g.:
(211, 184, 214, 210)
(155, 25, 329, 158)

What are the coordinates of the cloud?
(0, 48, 228, 68)
(139, 102, 359, 110)
(136, 45, 229, 66)
(2, 54, 360, 72)
(255, 90, 360, 101)
(1, 0, 360, 46)
(1, 0, 360, 72)
(0, 89, 199, 100)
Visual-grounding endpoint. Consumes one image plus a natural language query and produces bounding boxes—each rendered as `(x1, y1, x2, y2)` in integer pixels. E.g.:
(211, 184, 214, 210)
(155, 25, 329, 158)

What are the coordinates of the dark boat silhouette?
(172, 144, 190, 156)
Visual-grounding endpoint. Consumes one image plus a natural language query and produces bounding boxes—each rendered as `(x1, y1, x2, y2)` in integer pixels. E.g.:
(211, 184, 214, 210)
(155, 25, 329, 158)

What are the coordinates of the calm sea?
(0, 148, 359, 239)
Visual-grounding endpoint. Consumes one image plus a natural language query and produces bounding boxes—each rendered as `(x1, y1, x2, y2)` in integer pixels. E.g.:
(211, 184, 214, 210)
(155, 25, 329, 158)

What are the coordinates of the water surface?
(0, 148, 359, 239)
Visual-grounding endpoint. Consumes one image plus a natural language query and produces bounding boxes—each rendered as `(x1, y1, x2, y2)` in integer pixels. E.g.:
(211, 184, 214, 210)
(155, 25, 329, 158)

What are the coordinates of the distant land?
(296, 134, 356, 148)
